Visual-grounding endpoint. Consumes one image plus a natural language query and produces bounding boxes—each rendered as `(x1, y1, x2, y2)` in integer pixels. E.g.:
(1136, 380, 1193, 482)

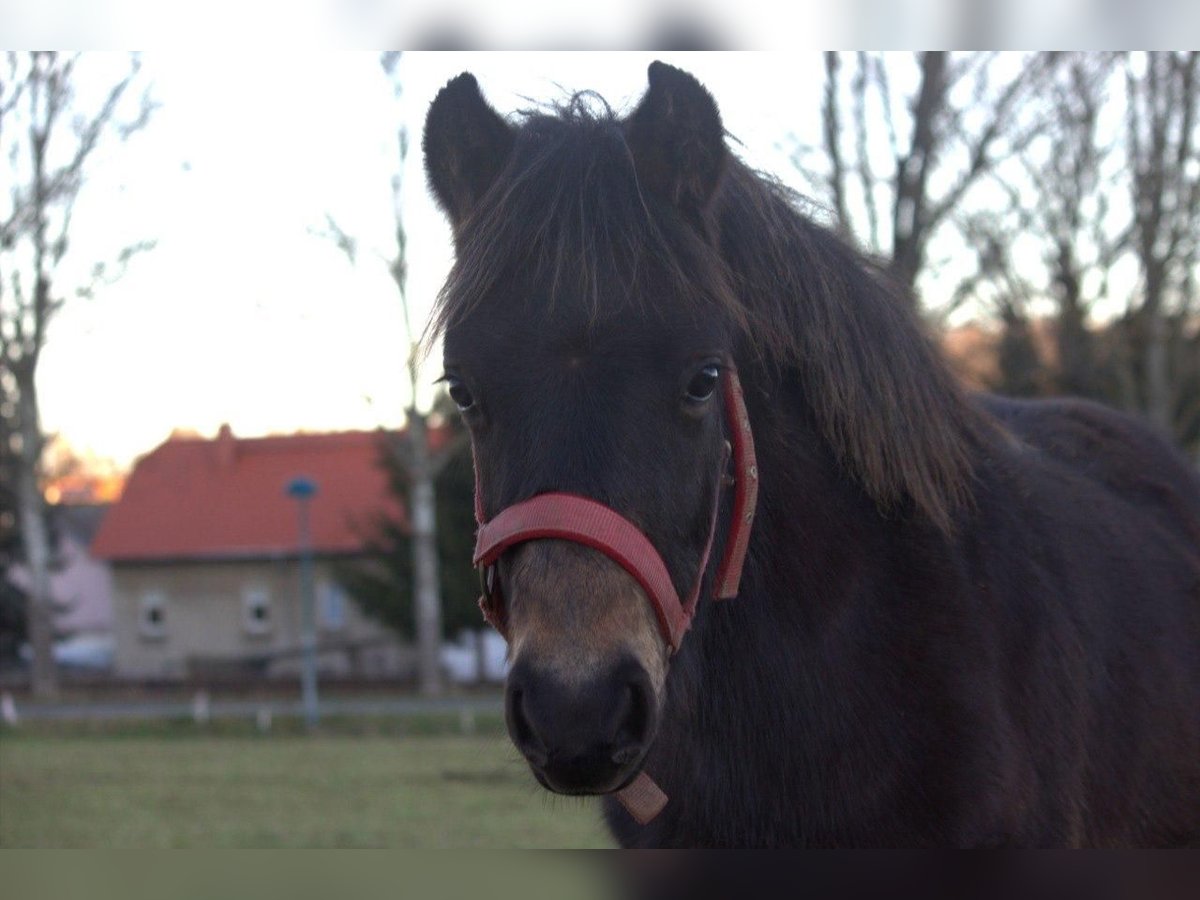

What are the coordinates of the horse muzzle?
(505, 654, 657, 795)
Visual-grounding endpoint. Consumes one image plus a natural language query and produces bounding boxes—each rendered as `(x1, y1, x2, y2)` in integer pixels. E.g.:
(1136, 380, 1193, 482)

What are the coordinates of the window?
(138, 592, 167, 640)
(242, 587, 271, 636)
(318, 581, 346, 631)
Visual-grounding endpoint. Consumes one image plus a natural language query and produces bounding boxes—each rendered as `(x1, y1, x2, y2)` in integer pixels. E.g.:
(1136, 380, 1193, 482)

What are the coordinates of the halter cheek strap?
(714, 369, 757, 598)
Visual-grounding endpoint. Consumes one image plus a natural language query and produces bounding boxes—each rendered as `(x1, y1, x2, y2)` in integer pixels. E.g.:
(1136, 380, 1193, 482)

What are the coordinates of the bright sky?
(37, 52, 830, 471)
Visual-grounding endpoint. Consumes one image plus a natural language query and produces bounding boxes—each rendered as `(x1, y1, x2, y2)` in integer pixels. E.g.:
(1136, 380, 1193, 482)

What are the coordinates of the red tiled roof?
(92, 426, 408, 562)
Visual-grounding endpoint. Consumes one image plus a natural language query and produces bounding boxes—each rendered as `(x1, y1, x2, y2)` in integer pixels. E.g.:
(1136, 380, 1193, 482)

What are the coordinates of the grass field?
(0, 727, 613, 848)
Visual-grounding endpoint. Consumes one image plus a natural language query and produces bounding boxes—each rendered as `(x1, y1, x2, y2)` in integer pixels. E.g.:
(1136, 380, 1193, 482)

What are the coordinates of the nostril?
(610, 677, 652, 762)
(506, 686, 549, 767)
(506, 658, 656, 791)
(610, 742, 641, 766)
(508, 687, 529, 742)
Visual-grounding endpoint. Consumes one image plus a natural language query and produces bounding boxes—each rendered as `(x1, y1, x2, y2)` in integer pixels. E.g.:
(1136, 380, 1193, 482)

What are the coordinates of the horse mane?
(428, 96, 991, 534)
(716, 165, 992, 533)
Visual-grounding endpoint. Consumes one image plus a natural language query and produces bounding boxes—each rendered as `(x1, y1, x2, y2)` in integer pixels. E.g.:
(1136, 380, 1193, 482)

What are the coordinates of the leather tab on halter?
(477, 565, 507, 636)
(614, 770, 669, 825)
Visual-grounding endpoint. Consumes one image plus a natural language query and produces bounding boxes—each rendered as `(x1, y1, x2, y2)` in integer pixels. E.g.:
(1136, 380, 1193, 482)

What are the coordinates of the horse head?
(424, 63, 745, 798)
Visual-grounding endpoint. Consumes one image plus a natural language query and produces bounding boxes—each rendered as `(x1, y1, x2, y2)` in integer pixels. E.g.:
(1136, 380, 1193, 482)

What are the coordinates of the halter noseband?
(468, 364, 759, 823)
(471, 366, 757, 652)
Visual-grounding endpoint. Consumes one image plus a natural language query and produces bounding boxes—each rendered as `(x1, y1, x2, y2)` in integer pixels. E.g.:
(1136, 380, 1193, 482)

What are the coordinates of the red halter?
(471, 366, 758, 653)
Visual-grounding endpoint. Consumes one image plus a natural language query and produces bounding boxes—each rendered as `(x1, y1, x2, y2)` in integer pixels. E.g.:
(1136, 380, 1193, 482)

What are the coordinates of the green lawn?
(0, 731, 613, 848)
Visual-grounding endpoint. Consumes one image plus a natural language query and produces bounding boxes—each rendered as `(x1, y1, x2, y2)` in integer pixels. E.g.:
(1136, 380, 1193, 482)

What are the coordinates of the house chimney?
(216, 423, 236, 468)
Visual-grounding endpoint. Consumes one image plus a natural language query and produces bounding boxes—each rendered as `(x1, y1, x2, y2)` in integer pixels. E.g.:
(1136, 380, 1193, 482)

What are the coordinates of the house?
(48, 505, 114, 637)
(91, 425, 410, 680)
(9, 503, 116, 669)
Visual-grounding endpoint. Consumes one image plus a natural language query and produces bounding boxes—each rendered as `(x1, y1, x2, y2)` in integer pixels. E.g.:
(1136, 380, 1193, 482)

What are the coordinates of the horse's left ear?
(423, 72, 515, 230)
(625, 61, 728, 220)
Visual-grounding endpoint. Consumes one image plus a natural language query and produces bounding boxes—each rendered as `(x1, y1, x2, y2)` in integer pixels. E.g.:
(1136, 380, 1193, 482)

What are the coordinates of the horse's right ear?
(625, 61, 727, 220)
(423, 73, 515, 229)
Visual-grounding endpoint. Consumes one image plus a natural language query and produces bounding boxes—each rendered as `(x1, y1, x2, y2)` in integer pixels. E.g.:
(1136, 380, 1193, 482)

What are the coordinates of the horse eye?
(685, 364, 720, 403)
(445, 376, 475, 411)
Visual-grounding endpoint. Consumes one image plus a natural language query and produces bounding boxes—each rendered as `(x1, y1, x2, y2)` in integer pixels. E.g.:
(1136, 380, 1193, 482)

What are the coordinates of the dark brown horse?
(422, 62, 1200, 847)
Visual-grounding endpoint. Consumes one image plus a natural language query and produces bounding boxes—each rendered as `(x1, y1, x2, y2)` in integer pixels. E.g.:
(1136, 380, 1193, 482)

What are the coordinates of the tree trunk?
(1114, 319, 1140, 412)
(1057, 306, 1095, 398)
(406, 409, 444, 696)
(1144, 310, 1172, 431)
(1052, 246, 1097, 398)
(13, 370, 56, 697)
(1143, 270, 1173, 431)
(473, 628, 488, 685)
(890, 52, 948, 297)
(997, 310, 1041, 398)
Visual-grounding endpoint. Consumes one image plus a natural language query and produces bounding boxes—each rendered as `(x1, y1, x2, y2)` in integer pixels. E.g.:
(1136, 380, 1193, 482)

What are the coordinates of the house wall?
(7, 532, 113, 637)
(54, 532, 114, 635)
(110, 558, 408, 680)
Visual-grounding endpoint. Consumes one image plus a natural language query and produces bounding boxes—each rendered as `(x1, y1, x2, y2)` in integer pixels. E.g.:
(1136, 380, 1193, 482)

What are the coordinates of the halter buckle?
(477, 564, 506, 636)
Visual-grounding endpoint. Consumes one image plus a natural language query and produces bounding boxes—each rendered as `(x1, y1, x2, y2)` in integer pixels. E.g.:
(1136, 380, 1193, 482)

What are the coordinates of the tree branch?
(821, 52, 849, 234)
(927, 54, 1060, 232)
(310, 213, 358, 264)
(75, 239, 157, 300)
(853, 52, 880, 250)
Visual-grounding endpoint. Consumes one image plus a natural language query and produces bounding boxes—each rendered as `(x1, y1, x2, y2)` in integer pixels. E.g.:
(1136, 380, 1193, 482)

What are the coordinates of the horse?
(422, 61, 1200, 847)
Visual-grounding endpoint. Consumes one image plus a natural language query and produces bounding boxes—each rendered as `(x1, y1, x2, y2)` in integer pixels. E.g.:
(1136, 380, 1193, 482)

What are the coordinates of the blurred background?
(1, 50, 1198, 849)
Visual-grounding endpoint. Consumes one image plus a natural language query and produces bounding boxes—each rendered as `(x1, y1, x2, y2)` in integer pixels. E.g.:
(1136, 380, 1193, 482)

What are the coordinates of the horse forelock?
(425, 96, 744, 348)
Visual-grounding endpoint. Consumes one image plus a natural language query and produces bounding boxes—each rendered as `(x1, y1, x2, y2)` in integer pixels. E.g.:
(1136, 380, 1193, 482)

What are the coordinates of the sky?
(34, 52, 832, 471)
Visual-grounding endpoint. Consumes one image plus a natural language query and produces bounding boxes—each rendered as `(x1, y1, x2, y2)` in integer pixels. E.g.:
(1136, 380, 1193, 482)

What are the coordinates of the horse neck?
(709, 368, 902, 644)
(635, 384, 907, 842)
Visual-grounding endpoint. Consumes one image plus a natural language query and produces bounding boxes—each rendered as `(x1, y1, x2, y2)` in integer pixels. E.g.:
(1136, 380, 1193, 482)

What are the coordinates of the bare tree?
(931, 53, 1200, 456)
(951, 205, 1047, 397)
(806, 52, 1060, 305)
(1033, 58, 1124, 400)
(1124, 51, 1200, 434)
(950, 56, 1126, 400)
(0, 361, 27, 664)
(0, 52, 154, 697)
(317, 52, 459, 696)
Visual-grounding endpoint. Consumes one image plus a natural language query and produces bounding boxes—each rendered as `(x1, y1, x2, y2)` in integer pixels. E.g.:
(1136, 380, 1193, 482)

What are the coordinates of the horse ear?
(423, 73, 515, 229)
(625, 61, 727, 218)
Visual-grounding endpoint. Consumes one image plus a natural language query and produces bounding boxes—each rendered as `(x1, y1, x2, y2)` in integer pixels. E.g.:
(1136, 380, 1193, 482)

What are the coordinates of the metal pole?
(288, 477, 319, 730)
